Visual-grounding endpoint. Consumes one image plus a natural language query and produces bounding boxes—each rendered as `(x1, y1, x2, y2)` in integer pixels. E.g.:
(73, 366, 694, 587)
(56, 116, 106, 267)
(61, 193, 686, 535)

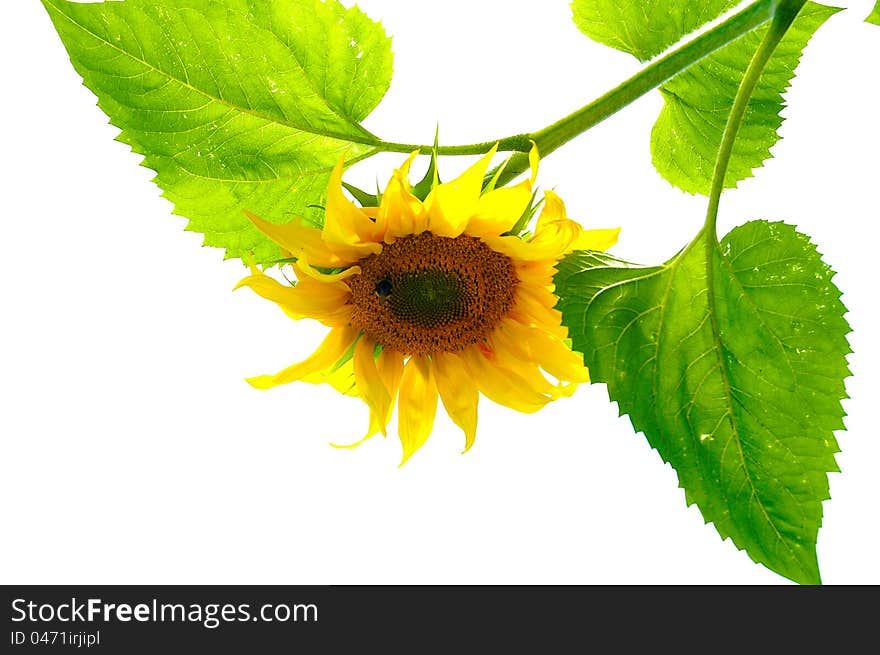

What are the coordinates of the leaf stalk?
(704, 0, 808, 238)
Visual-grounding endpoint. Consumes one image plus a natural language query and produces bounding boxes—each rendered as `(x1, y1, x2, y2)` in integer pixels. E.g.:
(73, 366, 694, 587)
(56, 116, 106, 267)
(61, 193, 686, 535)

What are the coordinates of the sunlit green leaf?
(867, 1, 880, 26)
(570, 0, 740, 62)
(555, 221, 850, 584)
(42, 0, 392, 264)
(651, 2, 840, 194)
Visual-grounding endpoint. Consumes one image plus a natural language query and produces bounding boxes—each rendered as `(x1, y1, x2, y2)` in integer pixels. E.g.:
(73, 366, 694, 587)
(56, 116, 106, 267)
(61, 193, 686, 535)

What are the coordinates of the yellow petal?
(544, 346, 589, 385)
(377, 347, 405, 416)
(513, 283, 565, 323)
(569, 227, 621, 253)
(481, 232, 568, 262)
(294, 260, 361, 283)
(515, 260, 556, 286)
(330, 401, 387, 449)
(353, 337, 392, 436)
(534, 190, 620, 255)
(535, 189, 568, 230)
(527, 141, 540, 186)
(433, 352, 479, 453)
(488, 334, 568, 399)
(246, 326, 358, 390)
(425, 145, 498, 238)
(302, 354, 359, 396)
(483, 189, 619, 262)
(330, 345, 404, 449)
(397, 356, 438, 466)
(460, 345, 551, 413)
(234, 270, 351, 326)
(466, 180, 532, 238)
(331, 405, 384, 453)
(243, 209, 346, 269)
(518, 282, 561, 311)
(322, 156, 384, 256)
(397, 150, 420, 178)
(377, 152, 429, 240)
(330, 417, 382, 449)
(332, 382, 386, 449)
(486, 316, 585, 397)
(495, 320, 589, 384)
(508, 286, 566, 337)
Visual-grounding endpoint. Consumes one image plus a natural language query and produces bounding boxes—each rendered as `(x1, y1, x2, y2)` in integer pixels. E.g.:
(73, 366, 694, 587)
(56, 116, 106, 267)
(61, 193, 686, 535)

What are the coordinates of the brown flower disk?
(348, 232, 518, 356)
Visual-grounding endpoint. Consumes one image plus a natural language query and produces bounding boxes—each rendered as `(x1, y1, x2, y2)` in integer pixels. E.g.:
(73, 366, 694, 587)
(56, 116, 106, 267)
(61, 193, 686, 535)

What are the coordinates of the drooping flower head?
(236, 145, 619, 464)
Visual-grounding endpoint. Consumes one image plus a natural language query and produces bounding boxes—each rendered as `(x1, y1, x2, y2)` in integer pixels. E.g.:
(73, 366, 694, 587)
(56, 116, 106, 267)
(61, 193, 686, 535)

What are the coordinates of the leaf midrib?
(163, 148, 377, 185)
(701, 233, 809, 578)
(44, 0, 380, 148)
(582, 233, 807, 577)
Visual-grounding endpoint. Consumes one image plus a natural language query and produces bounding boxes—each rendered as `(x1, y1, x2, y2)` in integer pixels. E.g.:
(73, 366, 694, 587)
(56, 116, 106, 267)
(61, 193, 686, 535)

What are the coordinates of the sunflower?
(236, 144, 619, 464)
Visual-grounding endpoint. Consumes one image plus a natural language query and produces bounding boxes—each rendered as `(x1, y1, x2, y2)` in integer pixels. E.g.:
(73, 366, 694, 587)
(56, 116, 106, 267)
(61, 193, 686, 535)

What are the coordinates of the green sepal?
(411, 127, 442, 201)
(342, 182, 381, 208)
(505, 193, 543, 237)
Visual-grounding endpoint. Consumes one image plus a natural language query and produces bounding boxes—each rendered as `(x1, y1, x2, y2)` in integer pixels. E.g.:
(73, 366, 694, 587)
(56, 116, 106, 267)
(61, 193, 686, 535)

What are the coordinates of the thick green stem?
(375, 0, 777, 179)
(493, 0, 777, 185)
(533, 0, 774, 156)
(704, 0, 807, 237)
(378, 134, 532, 155)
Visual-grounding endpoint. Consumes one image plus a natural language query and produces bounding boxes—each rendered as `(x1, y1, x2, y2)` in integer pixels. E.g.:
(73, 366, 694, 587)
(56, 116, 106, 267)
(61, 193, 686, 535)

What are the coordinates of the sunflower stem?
(374, 0, 776, 177)
(379, 134, 533, 155)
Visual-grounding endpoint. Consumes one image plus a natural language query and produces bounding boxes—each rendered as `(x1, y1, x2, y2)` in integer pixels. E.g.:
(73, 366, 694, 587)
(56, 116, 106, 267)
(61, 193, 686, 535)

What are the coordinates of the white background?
(1, 0, 877, 584)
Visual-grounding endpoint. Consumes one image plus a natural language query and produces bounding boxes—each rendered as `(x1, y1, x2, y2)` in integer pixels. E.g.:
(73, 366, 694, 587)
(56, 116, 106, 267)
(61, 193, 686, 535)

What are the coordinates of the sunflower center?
(348, 232, 517, 356)
(383, 269, 466, 326)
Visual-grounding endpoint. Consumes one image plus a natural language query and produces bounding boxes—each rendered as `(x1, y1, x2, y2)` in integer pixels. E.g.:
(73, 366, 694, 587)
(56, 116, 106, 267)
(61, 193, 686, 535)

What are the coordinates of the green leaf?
(651, 2, 840, 195)
(570, 0, 741, 62)
(42, 0, 393, 264)
(555, 221, 850, 584)
(868, 1, 880, 26)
